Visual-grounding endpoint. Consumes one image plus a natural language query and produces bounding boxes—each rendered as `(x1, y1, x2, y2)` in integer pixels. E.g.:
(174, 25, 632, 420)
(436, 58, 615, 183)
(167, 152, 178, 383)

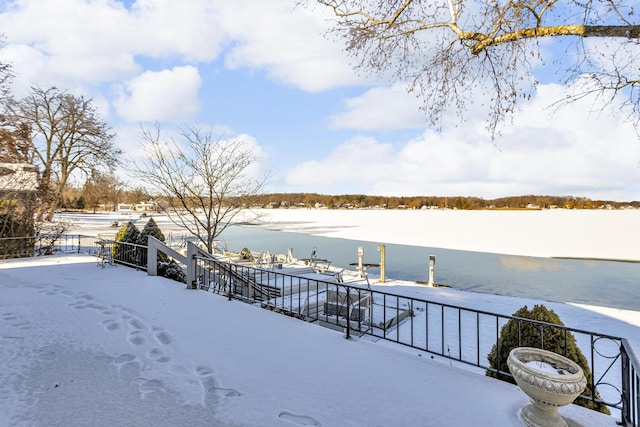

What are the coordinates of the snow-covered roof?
(0, 162, 39, 193)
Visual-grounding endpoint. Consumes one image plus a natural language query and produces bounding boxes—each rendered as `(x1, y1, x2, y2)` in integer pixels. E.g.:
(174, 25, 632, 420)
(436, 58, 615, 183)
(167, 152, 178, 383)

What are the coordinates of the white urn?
(507, 347, 588, 427)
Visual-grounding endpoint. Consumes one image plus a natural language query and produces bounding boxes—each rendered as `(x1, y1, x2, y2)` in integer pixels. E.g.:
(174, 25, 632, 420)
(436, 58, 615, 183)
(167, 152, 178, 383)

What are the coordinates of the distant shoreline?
(552, 256, 640, 264)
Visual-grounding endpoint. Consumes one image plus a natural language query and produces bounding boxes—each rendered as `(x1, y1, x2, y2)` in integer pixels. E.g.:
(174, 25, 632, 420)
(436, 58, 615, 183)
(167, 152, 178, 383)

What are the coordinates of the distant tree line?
(55, 188, 639, 213)
(250, 193, 640, 210)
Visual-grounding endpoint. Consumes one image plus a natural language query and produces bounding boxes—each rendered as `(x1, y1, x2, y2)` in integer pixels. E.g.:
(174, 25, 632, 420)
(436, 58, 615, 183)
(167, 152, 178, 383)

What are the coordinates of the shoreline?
(54, 211, 640, 334)
(551, 256, 640, 263)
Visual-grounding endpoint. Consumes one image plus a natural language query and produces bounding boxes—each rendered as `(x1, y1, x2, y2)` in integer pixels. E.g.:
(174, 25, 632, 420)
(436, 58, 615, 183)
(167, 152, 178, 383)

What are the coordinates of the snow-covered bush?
(487, 304, 609, 414)
(158, 259, 186, 283)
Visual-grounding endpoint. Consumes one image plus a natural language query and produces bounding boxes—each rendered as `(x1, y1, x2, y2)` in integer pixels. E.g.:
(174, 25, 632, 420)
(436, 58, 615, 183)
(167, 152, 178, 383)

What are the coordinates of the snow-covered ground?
(2, 208, 638, 426)
(0, 255, 621, 427)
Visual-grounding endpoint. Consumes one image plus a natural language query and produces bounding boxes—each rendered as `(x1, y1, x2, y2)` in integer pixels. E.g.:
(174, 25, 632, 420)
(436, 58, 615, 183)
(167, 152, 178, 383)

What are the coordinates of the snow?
(247, 208, 640, 261)
(524, 361, 569, 376)
(2, 209, 637, 426)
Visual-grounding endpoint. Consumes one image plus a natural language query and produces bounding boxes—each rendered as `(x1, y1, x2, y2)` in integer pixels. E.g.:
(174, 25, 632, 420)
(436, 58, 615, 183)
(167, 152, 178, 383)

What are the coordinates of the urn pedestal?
(507, 347, 587, 427)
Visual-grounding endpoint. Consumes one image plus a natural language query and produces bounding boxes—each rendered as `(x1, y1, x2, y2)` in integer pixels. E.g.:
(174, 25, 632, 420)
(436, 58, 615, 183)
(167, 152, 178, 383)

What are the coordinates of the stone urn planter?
(507, 347, 587, 427)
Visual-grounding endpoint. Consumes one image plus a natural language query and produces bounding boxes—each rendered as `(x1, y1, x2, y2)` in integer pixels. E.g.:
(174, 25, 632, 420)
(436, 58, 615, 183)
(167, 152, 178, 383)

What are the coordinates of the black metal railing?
(1, 234, 637, 425)
(0, 234, 99, 259)
(0, 234, 148, 271)
(192, 254, 637, 425)
(622, 340, 640, 426)
(97, 238, 148, 271)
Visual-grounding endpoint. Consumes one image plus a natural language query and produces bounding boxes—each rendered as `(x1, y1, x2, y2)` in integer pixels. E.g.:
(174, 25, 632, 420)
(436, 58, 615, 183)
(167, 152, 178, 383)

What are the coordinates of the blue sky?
(1, 0, 639, 201)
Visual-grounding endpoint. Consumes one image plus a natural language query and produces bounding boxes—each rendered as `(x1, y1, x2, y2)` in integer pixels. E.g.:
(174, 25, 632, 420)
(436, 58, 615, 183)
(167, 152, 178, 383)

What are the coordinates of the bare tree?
(82, 170, 124, 213)
(0, 39, 12, 101)
(133, 125, 267, 254)
(310, 0, 640, 135)
(3, 86, 120, 220)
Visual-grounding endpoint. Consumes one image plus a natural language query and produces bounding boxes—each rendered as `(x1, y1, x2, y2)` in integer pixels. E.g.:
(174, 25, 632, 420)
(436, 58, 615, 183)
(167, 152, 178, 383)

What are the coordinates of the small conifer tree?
(112, 221, 140, 261)
(137, 217, 168, 264)
(487, 304, 609, 414)
(136, 217, 164, 245)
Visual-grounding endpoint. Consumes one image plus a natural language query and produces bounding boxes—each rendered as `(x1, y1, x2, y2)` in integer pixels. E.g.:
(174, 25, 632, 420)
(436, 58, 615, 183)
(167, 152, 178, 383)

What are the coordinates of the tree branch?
(470, 25, 640, 55)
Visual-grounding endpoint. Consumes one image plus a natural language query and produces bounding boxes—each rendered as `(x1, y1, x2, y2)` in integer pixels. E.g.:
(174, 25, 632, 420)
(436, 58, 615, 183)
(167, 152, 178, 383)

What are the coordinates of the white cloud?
(3, 0, 639, 202)
(0, 0, 362, 96)
(0, 0, 222, 95)
(128, 0, 224, 62)
(218, 0, 362, 92)
(283, 83, 640, 200)
(113, 66, 201, 122)
(1, 0, 223, 61)
(328, 83, 426, 130)
(232, 134, 270, 182)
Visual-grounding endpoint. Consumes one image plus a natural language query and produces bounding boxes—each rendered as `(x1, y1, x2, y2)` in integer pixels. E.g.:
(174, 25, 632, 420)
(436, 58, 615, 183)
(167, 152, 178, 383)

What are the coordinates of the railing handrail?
(621, 338, 640, 426)
(192, 253, 637, 425)
(194, 255, 626, 341)
(1, 234, 637, 426)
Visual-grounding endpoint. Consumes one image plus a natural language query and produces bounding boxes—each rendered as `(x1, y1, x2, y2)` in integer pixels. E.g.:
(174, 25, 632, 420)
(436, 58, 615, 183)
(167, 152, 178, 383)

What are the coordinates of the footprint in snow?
(203, 377, 242, 398)
(68, 301, 88, 310)
(127, 318, 146, 331)
(194, 366, 214, 377)
(127, 331, 145, 346)
(154, 330, 172, 345)
(147, 348, 171, 363)
(209, 387, 242, 397)
(102, 319, 120, 331)
(278, 412, 320, 426)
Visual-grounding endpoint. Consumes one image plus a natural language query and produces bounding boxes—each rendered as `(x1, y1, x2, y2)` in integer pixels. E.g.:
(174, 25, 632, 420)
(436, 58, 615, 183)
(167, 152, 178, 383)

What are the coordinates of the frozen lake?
(59, 211, 640, 311)
(215, 225, 640, 312)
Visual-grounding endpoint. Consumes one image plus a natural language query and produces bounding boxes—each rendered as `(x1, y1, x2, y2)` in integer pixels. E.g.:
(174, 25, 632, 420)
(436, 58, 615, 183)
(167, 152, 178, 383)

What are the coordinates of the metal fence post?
(186, 242, 199, 289)
(345, 287, 351, 339)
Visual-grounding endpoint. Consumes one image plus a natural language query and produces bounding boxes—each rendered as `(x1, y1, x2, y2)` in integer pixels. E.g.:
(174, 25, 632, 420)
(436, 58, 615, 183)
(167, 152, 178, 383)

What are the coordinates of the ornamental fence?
(188, 248, 638, 426)
(0, 233, 637, 426)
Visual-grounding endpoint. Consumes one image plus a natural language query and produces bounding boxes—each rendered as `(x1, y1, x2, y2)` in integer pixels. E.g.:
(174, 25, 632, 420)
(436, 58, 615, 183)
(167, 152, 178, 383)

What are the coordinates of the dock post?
(428, 255, 436, 287)
(378, 245, 386, 283)
(357, 247, 364, 278)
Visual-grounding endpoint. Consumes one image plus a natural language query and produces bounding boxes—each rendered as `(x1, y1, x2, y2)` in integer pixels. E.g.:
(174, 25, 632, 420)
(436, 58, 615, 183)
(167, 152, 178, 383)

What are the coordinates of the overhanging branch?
(470, 25, 640, 54)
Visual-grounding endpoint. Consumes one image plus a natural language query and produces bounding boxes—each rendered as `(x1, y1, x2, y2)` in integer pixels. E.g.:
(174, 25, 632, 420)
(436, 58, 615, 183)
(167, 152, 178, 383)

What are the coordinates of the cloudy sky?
(1, 0, 639, 201)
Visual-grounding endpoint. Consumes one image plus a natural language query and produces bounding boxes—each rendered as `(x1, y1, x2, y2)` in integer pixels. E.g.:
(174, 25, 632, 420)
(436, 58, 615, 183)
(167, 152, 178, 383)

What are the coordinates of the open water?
(217, 225, 640, 312)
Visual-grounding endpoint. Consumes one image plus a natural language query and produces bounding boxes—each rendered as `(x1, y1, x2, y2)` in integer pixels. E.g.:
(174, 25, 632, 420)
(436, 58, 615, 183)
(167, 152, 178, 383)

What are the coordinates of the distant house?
(134, 201, 159, 212)
(0, 163, 39, 195)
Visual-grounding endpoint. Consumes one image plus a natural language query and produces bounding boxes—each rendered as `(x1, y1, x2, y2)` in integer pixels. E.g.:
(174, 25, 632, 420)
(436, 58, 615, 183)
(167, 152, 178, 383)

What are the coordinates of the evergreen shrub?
(158, 259, 186, 283)
(136, 217, 167, 264)
(486, 304, 609, 414)
(112, 221, 140, 262)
